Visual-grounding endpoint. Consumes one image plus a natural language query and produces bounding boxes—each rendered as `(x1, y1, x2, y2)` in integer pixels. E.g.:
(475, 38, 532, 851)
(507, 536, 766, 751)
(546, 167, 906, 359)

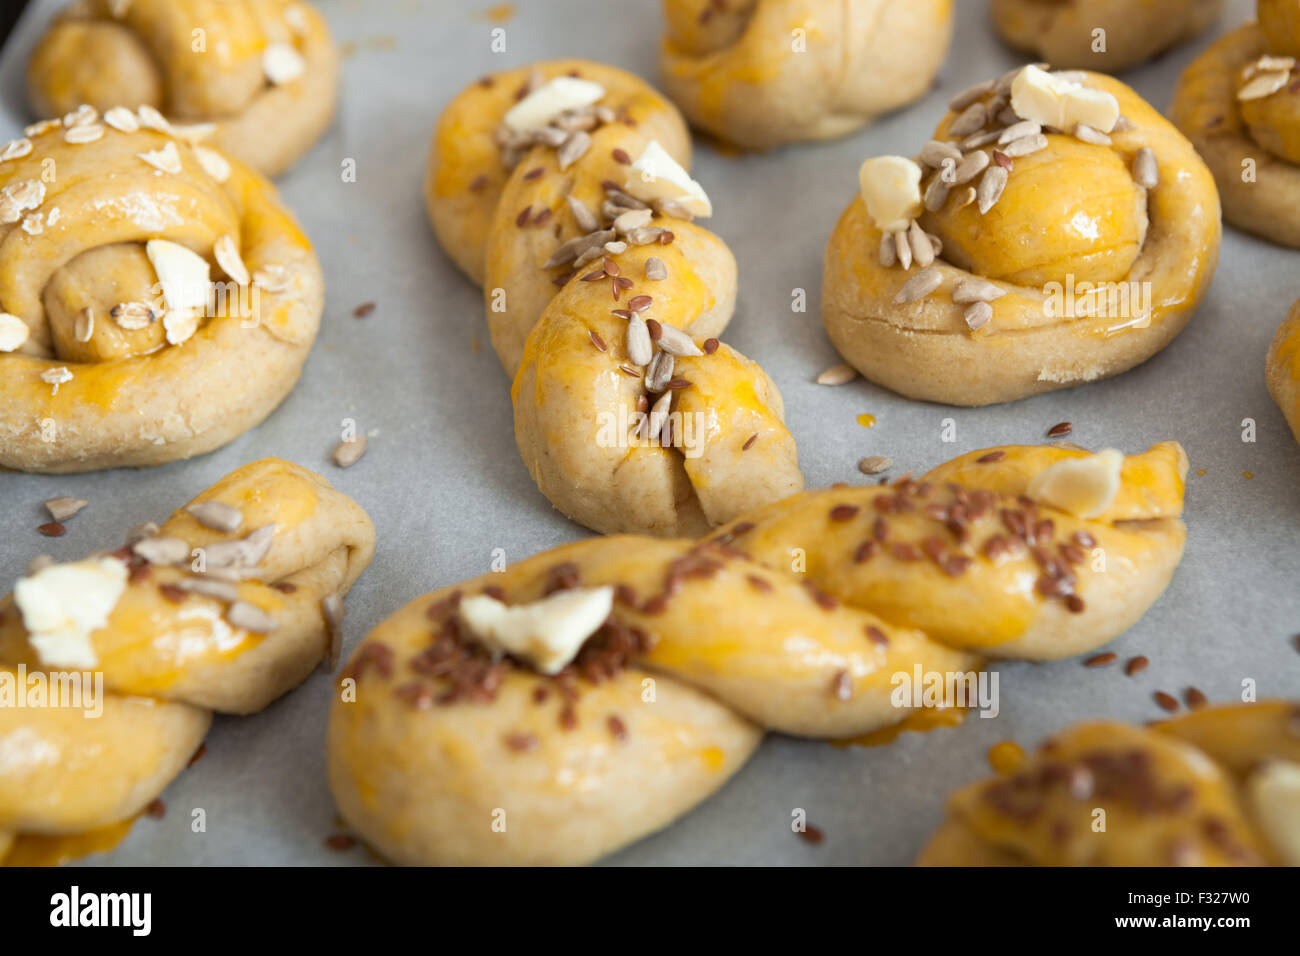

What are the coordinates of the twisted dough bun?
(918, 700, 1300, 866)
(27, 0, 338, 177)
(0, 109, 324, 473)
(991, 0, 1225, 73)
(1267, 298, 1300, 447)
(824, 68, 1221, 406)
(329, 442, 1187, 865)
(0, 458, 374, 864)
(426, 60, 801, 536)
(659, 0, 953, 149)
(1172, 4, 1300, 247)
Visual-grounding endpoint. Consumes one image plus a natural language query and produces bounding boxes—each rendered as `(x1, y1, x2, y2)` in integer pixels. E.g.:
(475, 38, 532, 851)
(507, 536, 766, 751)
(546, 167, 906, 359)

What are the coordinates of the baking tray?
(0, 0, 1296, 866)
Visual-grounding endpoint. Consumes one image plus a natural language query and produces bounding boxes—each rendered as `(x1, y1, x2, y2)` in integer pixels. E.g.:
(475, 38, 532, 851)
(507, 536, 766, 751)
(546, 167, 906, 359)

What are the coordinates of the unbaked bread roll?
(0, 108, 324, 473)
(918, 700, 1300, 866)
(426, 60, 802, 536)
(992, 0, 1225, 73)
(659, 0, 953, 149)
(0, 458, 374, 864)
(329, 441, 1188, 865)
(1267, 297, 1300, 447)
(26, 0, 338, 177)
(823, 65, 1221, 405)
(1172, 2, 1300, 247)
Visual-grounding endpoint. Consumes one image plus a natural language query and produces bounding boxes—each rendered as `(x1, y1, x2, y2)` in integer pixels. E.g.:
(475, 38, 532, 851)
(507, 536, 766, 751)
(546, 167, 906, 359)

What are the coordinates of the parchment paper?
(1, 0, 1296, 866)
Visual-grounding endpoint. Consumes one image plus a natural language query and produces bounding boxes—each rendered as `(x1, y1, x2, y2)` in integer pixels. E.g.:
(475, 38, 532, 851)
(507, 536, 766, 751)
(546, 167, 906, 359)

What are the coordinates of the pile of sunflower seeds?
(543, 182, 674, 272)
(494, 72, 615, 171)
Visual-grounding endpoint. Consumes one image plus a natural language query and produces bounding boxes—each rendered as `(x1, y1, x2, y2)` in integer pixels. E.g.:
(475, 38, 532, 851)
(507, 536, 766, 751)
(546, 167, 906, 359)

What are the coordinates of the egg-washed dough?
(0, 111, 324, 474)
(426, 60, 802, 536)
(1172, 3, 1300, 247)
(1266, 297, 1300, 448)
(659, 0, 954, 149)
(26, 0, 338, 177)
(0, 458, 375, 864)
(918, 700, 1300, 866)
(991, 0, 1225, 73)
(329, 441, 1188, 866)
(823, 68, 1221, 406)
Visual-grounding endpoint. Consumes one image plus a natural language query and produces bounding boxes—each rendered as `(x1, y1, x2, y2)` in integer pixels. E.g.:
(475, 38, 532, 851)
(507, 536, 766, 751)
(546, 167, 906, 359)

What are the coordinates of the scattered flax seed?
(831, 670, 852, 701)
(1154, 691, 1180, 713)
(523, 166, 544, 181)
(742, 433, 758, 451)
(612, 148, 631, 164)
(1084, 652, 1117, 667)
(44, 497, 87, 522)
(817, 363, 857, 386)
(332, 436, 367, 468)
(144, 799, 166, 819)
(607, 715, 628, 741)
(1047, 421, 1073, 438)
(325, 834, 357, 851)
(627, 295, 652, 313)
(159, 584, 187, 603)
(38, 522, 66, 537)
(323, 593, 345, 670)
(588, 329, 607, 351)
(976, 450, 1006, 463)
(515, 205, 531, 226)
(353, 302, 376, 318)
(1125, 655, 1150, 676)
(830, 504, 860, 521)
(1185, 687, 1208, 710)
(798, 824, 825, 845)
(469, 174, 488, 193)
(702, 337, 719, 354)
(506, 732, 539, 752)
(188, 743, 207, 767)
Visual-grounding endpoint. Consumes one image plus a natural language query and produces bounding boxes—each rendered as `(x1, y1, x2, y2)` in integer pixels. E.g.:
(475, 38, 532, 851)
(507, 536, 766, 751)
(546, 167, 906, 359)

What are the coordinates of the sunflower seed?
(333, 436, 367, 468)
(45, 497, 88, 521)
(858, 455, 893, 475)
(878, 232, 897, 267)
(1112, 115, 1135, 132)
(1073, 123, 1111, 145)
(1133, 147, 1158, 188)
(175, 577, 239, 601)
(996, 106, 1020, 126)
(952, 278, 1007, 303)
(950, 151, 988, 185)
(187, 500, 243, 533)
(894, 266, 942, 304)
(626, 315, 653, 365)
(110, 301, 155, 330)
(227, 600, 277, 633)
(604, 186, 649, 210)
(895, 229, 913, 270)
(816, 363, 857, 386)
(566, 195, 599, 233)
(645, 350, 674, 392)
(625, 226, 665, 245)
(604, 240, 627, 254)
(919, 140, 962, 168)
(644, 256, 667, 281)
(1001, 133, 1048, 157)
(977, 165, 1008, 213)
(543, 234, 592, 269)
(954, 186, 977, 210)
(75, 308, 94, 343)
(908, 221, 935, 268)
(961, 129, 1002, 150)
(126, 521, 159, 545)
(948, 79, 995, 111)
(133, 536, 190, 565)
(1238, 70, 1289, 101)
(655, 322, 702, 357)
(647, 391, 673, 441)
(556, 130, 591, 170)
(949, 102, 988, 137)
(613, 208, 653, 233)
(923, 175, 950, 211)
(964, 301, 993, 331)
(323, 593, 345, 670)
(930, 234, 943, 256)
(999, 120, 1041, 145)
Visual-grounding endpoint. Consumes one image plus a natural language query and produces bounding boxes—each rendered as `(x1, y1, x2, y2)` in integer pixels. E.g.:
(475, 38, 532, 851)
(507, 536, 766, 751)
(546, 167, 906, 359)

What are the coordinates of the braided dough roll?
(918, 700, 1300, 866)
(991, 0, 1225, 73)
(329, 442, 1187, 865)
(659, 0, 954, 149)
(0, 458, 374, 862)
(1172, 5, 1300, 247)
(427, 60, 802, 536)
(1267, 298, 1300, 448)
(0, 109, 324, 473)
(824, 66, 1221, 406)
(26, 0, 338, 177)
